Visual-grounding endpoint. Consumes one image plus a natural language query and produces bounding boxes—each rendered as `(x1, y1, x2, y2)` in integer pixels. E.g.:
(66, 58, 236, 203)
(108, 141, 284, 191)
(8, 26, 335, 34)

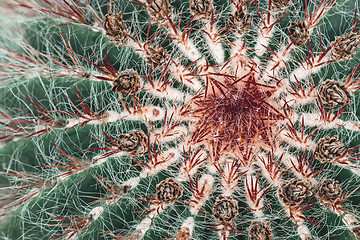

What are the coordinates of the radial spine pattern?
(0, 0, 360, 239)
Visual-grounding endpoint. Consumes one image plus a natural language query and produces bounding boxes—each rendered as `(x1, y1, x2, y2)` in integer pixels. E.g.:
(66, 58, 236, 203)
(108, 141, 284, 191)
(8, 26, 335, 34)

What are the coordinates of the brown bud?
(175, 227, 190, 240)
(48, 119, 68, 129)
(112, 69, 140, 98)
(122, 185, 132, 195)
(189, 0, 214, 21)
(156, 178, 183, 204)
(212, 195, 238, 225)
(103, 12, 128, 45)
(318, 79, 351, 106)
(315, 136, 345, 163)
(314, 179, 342, 206)
(118, 130, 148, 156)
(331, 33, 360, 61)
(352, 226, 360, 239)
(248, 221, 273, 240)
(147, 0, 173, 26)
(228, 7, 251, 35)
(288, 22, 309, 47)
(145, 44, 170, 69)
(271, 0, 291, 11)
(278, 179, 311, 206)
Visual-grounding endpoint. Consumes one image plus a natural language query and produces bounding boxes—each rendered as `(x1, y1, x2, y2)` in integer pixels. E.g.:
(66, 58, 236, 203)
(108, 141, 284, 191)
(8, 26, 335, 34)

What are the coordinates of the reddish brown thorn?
(0, 189, 39, 218)
(258, 149, 285, 182)
(6, 0, 99, 25)
(55, 86, 109, 130)
(90, 175, 131, 205)
(344, 64, 360, 92)
(47, 212, 95, 240)
(214, 159, 246, 191)
(0, 97, 67, 139)
(186, 172, 209, 213)
(284, 115, 319, 145)
(245, 173, 272, 209)
(39, 142, 92, 178)
(316, 96, 349, 124)
(2, 169, 52, 190)
(86, 131, 123, 159)
(288, 74, 319, 100)
(179, 146, 205, 177)
(290, 149, 325, 179)
(81, 49, 118, 81)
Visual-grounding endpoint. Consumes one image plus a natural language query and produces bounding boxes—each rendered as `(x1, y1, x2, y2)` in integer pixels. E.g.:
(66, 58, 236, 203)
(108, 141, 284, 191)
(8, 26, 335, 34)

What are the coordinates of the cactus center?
(188, 69, 284, 155)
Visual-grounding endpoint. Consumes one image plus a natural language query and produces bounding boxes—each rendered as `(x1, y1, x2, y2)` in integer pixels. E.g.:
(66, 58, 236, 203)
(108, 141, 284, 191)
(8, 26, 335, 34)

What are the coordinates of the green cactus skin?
(0, 0, 360, 239)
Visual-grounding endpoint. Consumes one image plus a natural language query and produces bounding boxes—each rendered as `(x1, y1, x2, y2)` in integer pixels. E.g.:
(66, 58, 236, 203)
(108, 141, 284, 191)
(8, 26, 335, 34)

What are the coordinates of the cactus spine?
(0, 0, 360, 239)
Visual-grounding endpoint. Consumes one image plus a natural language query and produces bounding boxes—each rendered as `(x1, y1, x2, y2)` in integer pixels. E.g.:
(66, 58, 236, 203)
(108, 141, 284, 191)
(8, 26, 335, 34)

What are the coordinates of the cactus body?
(0, 0, 360, 239)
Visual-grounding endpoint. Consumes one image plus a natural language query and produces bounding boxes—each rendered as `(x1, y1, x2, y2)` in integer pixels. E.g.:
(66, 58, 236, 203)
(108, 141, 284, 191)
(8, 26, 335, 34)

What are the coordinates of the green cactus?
(0, 0, 360, 239)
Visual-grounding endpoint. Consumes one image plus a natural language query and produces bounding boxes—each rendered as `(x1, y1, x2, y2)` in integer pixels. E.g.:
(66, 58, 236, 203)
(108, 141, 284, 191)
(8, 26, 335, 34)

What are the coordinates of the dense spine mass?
(0, 0, 360, 239)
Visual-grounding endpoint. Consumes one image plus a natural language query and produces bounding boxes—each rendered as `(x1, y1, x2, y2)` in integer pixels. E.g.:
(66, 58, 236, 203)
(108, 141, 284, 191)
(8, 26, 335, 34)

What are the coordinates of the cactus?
(0, 0, 360, 239)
